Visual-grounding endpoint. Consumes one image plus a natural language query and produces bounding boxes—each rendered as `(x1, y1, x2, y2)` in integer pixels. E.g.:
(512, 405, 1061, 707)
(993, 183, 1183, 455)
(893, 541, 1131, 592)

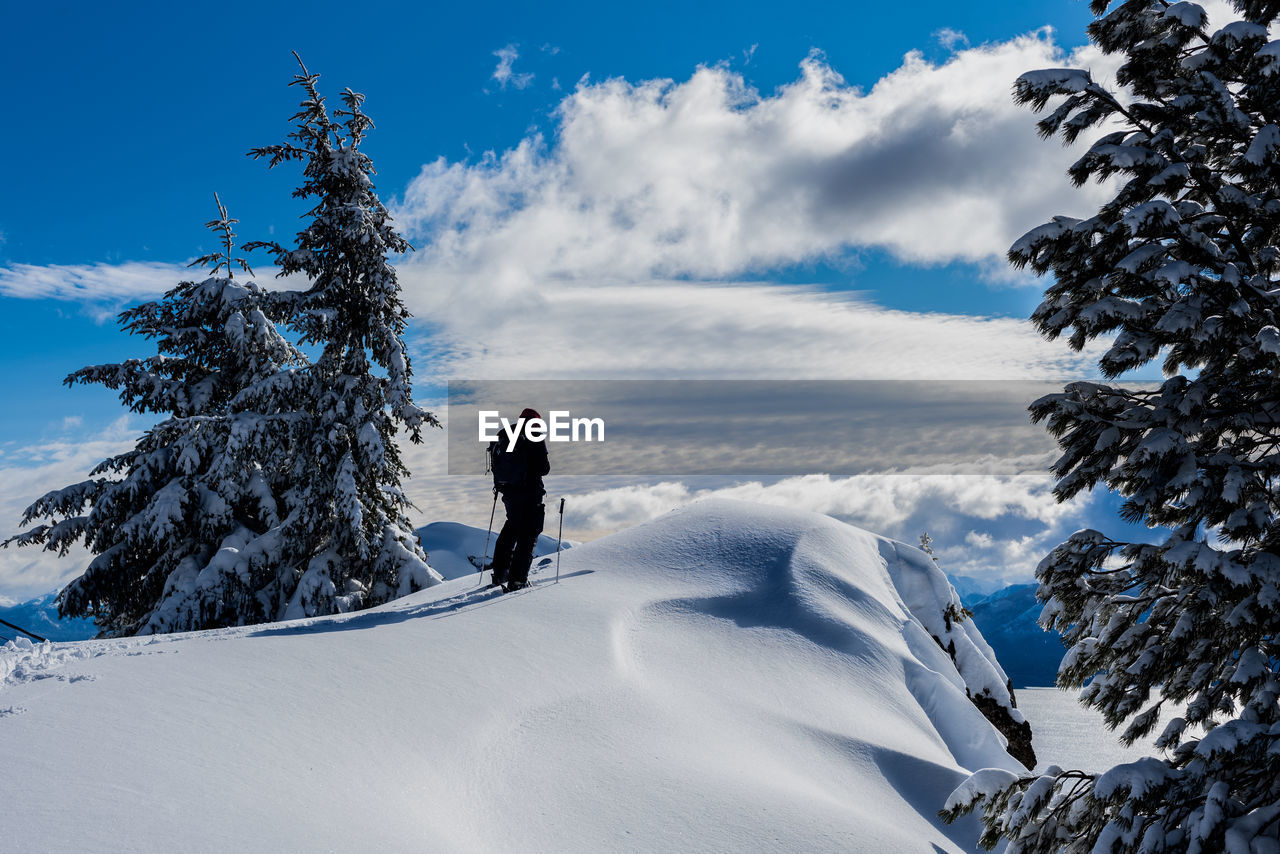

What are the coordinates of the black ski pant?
(490, 493, 545, 586)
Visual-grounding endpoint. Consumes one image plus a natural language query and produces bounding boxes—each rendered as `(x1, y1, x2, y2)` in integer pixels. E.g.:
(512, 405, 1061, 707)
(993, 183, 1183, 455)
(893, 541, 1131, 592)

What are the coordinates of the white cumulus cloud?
(554, 473, 1093, 584)
(397, 32, 1116, 295)
(491, 44, 534, 90)
(0, 417, 138, 599)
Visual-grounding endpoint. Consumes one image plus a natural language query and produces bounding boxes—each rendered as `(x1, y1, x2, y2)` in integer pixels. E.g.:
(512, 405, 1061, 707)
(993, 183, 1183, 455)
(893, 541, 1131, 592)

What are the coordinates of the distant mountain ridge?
(947, 574, 1007, 605)
(950, 580, 1065, 689)
(0, 592, 96, 642)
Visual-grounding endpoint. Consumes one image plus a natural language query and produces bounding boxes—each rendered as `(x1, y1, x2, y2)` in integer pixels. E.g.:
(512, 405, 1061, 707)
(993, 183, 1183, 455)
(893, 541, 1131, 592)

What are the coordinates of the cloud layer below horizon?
(0, 415, 1091, 599)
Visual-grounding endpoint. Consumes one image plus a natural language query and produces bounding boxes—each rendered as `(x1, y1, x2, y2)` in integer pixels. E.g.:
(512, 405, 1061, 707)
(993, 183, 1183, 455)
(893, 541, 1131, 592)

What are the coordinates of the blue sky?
(3, 0, 1092, 432)
(4, 1, 1092, 261)
(1, 0, 1145, 599)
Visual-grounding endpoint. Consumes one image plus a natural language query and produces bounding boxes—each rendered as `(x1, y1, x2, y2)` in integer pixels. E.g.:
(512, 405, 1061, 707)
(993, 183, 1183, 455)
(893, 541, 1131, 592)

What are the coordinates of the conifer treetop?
(245, 52, 434, 442)
(190, 193, 255, 280)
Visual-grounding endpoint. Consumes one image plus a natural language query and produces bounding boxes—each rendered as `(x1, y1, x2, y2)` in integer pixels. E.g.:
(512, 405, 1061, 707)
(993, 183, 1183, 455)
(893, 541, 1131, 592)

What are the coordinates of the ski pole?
(555, 497, 565, 583)
(481, 488, 498, 581)
(0, 617, 47, 643)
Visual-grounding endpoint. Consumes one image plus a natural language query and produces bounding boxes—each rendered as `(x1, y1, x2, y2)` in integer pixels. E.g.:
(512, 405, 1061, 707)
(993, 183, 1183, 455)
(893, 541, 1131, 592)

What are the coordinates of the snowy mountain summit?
(2, 499, 1028, 853)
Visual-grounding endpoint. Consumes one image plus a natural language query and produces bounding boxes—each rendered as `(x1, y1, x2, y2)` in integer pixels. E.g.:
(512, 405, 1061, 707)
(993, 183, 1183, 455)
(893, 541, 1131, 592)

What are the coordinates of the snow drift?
(415, 520, 571, 580)
(0, 499, 1026, 853)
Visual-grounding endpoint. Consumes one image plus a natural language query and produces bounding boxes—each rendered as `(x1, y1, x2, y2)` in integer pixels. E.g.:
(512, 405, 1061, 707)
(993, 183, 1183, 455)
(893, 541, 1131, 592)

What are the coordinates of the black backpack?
(488, 440, 526, 489)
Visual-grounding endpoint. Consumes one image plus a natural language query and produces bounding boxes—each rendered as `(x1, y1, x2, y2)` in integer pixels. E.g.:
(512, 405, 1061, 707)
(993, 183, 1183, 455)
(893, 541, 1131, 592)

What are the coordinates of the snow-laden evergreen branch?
(948, 1, 1280, 851)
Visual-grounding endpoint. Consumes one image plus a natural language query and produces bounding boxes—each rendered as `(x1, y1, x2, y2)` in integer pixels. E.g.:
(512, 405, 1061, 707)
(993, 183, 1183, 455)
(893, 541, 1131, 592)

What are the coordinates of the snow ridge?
(0, 498, 1026, 853)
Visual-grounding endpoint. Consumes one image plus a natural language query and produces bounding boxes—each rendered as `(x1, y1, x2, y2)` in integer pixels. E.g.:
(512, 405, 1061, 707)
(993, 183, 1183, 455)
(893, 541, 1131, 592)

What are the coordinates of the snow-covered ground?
(2, 500, 1030, 853)
(1018, 687, 1184, 775)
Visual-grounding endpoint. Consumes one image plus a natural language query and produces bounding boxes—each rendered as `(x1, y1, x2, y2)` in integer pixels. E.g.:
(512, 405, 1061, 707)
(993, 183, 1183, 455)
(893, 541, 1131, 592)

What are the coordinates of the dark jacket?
(491, 433, 549, 498)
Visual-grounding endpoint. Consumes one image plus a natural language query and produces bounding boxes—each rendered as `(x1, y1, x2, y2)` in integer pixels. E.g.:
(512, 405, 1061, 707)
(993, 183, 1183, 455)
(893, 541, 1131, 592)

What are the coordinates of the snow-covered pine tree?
(3, 198, 308, 635)
(919, 533, 973, 627)
(943, 2, 1280, 850)
(920, 531, 939, 560)
(243, 55, 440, 619)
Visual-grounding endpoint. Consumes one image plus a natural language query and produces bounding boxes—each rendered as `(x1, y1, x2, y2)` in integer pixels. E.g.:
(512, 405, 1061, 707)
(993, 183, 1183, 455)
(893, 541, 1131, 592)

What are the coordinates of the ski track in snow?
(1, 636, 111, 691)
(1, 500, 1027, 853)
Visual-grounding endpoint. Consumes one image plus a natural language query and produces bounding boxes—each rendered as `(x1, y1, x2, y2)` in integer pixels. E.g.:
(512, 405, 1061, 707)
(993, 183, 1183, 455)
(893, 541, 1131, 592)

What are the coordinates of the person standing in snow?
(487, 408, 550, 592)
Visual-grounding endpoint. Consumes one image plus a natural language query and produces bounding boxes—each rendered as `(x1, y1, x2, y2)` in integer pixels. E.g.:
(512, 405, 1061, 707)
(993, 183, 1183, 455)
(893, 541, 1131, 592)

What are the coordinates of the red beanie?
(519, 408, 541, 420)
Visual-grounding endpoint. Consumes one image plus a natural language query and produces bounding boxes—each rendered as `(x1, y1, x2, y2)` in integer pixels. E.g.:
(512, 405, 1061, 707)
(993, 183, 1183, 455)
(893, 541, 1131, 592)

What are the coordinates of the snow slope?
(1016, 688, 1190, 775)
(1, 499, 1024, 853)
